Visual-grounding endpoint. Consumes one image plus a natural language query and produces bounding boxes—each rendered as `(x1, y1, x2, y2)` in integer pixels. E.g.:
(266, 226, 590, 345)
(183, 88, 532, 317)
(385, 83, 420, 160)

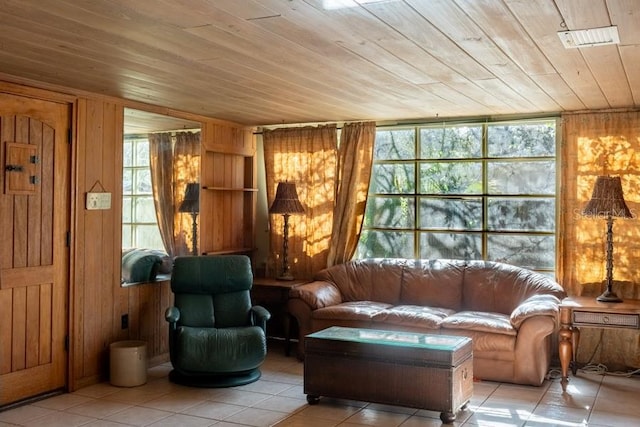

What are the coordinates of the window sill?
(121, 274, 171, 287)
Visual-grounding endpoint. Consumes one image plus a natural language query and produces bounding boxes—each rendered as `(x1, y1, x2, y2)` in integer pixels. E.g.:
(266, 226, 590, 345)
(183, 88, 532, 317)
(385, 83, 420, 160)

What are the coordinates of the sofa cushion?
(315, 259, 404, 304)
(312, 301, 392, 322)
(400, 259, 465, 311)
(441, 311, 516, 336)
(372, 305, 454, 329)
(462, 261, 565, 314)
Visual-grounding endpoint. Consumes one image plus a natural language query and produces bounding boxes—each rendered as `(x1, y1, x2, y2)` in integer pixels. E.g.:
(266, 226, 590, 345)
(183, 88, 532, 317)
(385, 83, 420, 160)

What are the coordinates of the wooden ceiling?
(0, 0, 638, 129)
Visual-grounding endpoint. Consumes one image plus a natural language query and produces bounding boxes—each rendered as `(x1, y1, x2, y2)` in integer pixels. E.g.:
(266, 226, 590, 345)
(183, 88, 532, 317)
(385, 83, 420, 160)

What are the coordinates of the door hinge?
(64, 335, 69, 351)
(66, 231, 71, 247)
(67, 129, 72, 144)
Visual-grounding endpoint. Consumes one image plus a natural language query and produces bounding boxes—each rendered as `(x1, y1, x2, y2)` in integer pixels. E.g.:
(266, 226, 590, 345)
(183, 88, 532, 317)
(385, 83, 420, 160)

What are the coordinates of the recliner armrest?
(250, 305, 271, 332)
(165, 306, 180, 327)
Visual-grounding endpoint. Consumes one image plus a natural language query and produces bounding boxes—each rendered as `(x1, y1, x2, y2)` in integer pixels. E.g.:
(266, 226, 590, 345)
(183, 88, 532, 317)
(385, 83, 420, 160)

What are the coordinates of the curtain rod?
(147, 128, 201, 134)
(252, 113, 560, 135)
(125, 128, 201, 138)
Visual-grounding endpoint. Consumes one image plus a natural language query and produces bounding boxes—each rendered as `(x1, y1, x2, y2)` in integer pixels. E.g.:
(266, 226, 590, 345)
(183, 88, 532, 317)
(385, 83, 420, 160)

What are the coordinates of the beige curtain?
(263, 125, 337, 279)
(149, 131, 200, 257)
(560, 111, 640, 369)
(326, 122, 376, 267)
(149, 133, 176, 256)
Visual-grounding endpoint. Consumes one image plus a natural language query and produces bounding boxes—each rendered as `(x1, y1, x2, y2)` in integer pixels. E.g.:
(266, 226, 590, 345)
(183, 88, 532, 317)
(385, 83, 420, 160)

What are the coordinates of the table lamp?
(582, 175, 632, 303)
(179, 182, 200, 256)
(269, 182, 304, 280)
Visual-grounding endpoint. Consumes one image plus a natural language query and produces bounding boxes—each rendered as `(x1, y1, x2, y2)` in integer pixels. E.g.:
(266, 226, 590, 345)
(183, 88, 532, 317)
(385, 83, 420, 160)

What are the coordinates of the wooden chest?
(304, 327, 473, 423)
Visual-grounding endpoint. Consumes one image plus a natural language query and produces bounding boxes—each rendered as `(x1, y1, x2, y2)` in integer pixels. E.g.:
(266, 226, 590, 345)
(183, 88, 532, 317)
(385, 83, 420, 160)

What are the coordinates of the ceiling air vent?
(558, 25, 620, 48)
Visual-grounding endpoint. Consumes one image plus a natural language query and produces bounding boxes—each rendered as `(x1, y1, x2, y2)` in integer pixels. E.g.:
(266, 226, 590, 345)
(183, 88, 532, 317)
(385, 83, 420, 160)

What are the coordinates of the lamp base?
(596, 289, 623, 303)
(277, 273, 295, 281)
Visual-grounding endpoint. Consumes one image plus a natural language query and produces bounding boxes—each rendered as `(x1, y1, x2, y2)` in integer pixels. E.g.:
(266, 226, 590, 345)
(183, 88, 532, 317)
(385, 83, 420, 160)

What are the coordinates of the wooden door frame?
(0, 82, 76, 404)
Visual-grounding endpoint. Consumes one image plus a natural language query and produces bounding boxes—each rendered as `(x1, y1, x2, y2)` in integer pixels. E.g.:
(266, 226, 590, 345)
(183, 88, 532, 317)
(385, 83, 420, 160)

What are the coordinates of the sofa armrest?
(289, 280, 343, 310)
(510, 294, 561, 329)
(513, 315, 557, 385)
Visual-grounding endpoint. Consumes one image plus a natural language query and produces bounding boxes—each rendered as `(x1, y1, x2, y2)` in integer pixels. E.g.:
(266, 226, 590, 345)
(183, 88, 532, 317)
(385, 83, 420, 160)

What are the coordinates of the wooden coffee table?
(304, 327, 473, 423)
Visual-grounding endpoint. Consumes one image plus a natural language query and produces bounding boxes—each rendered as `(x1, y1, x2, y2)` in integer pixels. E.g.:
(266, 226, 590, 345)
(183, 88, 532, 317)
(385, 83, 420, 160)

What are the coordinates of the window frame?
(122, 134, 163, 250)
(356, 117, 559, 275)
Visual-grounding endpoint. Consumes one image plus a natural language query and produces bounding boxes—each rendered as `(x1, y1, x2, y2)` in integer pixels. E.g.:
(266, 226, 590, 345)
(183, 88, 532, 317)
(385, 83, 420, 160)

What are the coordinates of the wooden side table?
(252, 277, 308, 356)
(558, 296, 640, 389)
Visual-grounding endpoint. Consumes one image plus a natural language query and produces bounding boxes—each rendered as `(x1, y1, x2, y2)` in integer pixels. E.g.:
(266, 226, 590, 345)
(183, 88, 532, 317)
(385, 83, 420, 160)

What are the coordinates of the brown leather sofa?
(288, 258, 566, 386)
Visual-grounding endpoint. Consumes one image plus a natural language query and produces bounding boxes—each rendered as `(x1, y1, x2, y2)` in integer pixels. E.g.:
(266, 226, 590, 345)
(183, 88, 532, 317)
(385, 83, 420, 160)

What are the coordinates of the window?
(122, 135, 164, 250)
(355, 119, 557, 274)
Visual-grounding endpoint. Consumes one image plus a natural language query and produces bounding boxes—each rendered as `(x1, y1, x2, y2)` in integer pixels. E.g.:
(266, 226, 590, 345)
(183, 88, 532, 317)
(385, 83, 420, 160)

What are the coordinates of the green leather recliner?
(165, 255, 271, 387)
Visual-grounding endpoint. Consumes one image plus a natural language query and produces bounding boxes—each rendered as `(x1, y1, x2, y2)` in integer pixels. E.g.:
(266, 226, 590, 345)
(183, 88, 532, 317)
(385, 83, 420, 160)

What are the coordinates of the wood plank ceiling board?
(233, 7, 435, 103)
(297, 4, 441, 86)
(123, 109, 200, 134)
(183, 7, 438, 122)
(450, 0, 563, 112)
(504, 0, 605, 110)
(0, 0, 637, 127)
(530, 74, 587, 112)
(1, 1, 285, 123)
(184, 25, 385, 123)
(417, 82, 495, 118)
(248, 0, 490, 119)
(620, 45, 640, 106)
(606, 0, 640, 107)
(197, 57, 375, 124)
(405, 0, 524, 77)
(189, 15, 391, 110)
(361, 1, 495, 81)
(0, 8, 228, 104)
(607, 0, 640, 105)
(556, 0, 634, 108)
(453, 0, 557, 76)
(404, 0, 543, 113)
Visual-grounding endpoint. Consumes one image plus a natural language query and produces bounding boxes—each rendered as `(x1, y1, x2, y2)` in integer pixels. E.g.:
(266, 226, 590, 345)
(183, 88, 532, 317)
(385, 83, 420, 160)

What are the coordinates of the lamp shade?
(179, 182, 200, 213)
(269, 182, 304, 214)
(582, 176, 632, 218)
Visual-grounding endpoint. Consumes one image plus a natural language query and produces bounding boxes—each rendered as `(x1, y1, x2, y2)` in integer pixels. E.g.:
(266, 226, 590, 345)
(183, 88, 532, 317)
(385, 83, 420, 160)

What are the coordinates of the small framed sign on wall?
(85, 180, 112, 210)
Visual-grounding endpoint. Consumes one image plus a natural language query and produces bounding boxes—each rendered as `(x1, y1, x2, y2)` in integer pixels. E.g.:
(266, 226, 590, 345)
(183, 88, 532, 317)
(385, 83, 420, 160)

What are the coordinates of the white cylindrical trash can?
(109, 340, 147, 387)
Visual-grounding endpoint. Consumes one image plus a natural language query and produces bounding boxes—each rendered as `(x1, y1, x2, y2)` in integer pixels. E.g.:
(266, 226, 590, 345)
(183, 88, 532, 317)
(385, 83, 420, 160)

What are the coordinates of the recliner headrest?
(171, 255, 253, 294)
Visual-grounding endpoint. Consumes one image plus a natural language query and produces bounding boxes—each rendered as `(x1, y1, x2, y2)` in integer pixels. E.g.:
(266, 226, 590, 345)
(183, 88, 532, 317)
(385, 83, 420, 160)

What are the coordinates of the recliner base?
(168, 368, 262, 388)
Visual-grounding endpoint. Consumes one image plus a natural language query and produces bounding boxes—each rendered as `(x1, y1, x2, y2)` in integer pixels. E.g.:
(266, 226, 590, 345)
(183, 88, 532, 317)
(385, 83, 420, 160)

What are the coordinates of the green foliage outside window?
(355, 119, 557, 273)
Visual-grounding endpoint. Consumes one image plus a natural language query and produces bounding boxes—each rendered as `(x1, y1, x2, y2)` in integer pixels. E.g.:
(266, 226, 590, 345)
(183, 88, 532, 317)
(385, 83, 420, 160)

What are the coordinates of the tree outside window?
(355, 119, 557, 274)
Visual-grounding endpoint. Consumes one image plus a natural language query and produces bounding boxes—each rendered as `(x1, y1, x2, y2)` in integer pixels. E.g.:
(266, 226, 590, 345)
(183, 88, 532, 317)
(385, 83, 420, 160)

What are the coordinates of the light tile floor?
(1, 341, 639, 427)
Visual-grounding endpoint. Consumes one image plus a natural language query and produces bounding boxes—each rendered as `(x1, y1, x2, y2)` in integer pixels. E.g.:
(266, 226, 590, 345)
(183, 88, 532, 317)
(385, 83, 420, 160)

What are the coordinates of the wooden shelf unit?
(199, 125, 256, 259)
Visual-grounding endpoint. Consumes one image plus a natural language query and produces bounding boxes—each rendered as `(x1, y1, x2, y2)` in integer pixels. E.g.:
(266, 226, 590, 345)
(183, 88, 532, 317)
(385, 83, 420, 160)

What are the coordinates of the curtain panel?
(149, 132, 175, 256)
(560, 111, 640, 369)
(149, 131, 200, 257)
(326, 121, 376, 267)
(263, 125, 337, 279)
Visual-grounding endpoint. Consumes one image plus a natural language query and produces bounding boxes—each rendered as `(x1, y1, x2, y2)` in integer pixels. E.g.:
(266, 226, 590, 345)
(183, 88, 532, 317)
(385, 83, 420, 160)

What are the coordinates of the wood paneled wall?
(69, 98, 253, 390)
(72, 97, 160, 389)
(0, 79, 254, 393)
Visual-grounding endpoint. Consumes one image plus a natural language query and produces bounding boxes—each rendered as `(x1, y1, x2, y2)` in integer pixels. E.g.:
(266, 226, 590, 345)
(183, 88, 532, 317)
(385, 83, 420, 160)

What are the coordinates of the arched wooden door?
(0, 92, 71, 406)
